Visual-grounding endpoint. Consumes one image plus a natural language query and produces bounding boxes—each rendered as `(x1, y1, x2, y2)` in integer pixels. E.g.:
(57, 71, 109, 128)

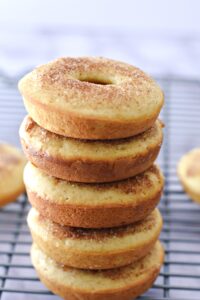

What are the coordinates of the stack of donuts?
(19, 57, 165, 300)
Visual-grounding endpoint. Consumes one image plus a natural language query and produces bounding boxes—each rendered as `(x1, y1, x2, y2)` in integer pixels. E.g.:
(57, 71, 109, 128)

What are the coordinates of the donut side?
(0, 186, 25, 207)
(31, 241, 164, 300)
(21, 139, 161, 183)
(0, 144, 26, 206)
(20, 116, 163, 183)
(22, 95, 162, 140)
(24, 163, 164, 228)
(28, 208, 162, 269)
(26, 190, 162, 228)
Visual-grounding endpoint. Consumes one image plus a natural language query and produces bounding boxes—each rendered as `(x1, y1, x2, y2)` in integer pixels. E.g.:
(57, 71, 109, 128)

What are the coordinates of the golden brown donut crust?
(28, 208, 162, 269)
(18, 57, 164, 140)
(20, 116, 163, 183)
(24, 163, 164, 228)
(31, 241, 164, 300)
(27, 190, 162, 228)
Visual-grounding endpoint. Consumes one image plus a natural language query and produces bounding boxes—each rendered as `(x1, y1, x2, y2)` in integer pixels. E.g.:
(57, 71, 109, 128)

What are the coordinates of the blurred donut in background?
(178, 148, 200, 203)
(0, 143, 26, 206)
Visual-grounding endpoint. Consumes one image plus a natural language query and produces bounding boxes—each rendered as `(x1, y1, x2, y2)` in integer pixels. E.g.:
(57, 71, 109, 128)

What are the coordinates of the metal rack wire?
(0, 75, 200, 300)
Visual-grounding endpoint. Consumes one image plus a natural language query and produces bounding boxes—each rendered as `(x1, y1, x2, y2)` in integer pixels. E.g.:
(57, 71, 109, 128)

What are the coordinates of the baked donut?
(28, 208, 162, 270)
(24, 162, 164, 228)
(31, 241, 164, 300)
(20, 116, 163, 183)
(0, 143, 26, 206)
(178, 148, 200, 203)
(18, 57, 164, 140)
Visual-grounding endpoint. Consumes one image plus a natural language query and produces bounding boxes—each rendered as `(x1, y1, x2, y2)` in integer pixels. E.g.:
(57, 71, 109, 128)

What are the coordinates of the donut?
(0, 143, 26, 206)
(28, 208, 162, 270)
(24, 162, 164, 228)
(18, 57, 164, 140)
(31, 241, 164, 300)
(178, 148, 200, 203)
(20, 116, 163, 183)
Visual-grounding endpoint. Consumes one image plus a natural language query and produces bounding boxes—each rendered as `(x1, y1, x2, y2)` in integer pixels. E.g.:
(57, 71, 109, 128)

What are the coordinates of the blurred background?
(0, 0, 200, 79)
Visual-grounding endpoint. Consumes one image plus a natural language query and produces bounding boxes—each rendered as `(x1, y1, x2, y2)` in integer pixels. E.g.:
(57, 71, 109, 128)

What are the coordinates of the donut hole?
(79, 76, 113, 85)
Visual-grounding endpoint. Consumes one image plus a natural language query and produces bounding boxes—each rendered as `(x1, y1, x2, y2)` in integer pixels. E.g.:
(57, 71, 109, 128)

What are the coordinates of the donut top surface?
(20, 115, 163, 159)
(29, 207, 161, 241)
(19, 57, 164, 120)
(32, 241, 164, 289)
(28, 208, 162, 255)
(24, 162, 164, 206)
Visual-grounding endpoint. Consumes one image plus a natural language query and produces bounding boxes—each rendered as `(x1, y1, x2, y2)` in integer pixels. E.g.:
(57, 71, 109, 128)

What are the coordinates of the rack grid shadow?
(0, 76, 200, 300)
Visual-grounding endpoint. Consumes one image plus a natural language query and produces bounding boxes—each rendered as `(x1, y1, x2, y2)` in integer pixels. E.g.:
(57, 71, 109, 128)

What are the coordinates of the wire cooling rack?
(0, 75, 200, 300)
